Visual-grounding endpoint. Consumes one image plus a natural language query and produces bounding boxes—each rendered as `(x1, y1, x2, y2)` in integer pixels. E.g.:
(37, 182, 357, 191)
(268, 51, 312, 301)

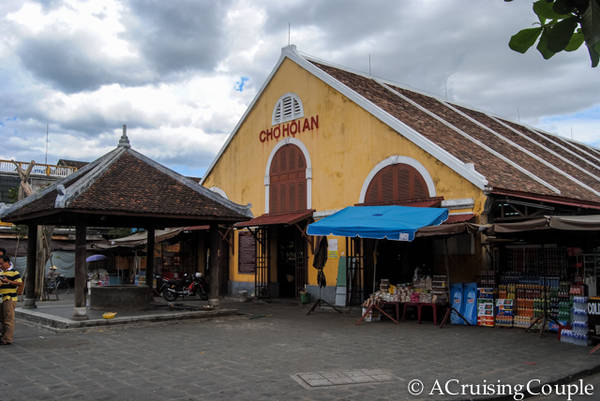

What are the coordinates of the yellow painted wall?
(203, 57, 487, 287)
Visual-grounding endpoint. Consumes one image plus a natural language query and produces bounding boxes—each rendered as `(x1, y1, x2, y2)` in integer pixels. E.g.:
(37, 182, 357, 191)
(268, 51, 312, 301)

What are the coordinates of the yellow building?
(202, 45, 600, 304)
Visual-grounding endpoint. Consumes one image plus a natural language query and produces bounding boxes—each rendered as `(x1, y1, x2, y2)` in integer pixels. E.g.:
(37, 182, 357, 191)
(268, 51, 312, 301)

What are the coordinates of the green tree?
(506, 0, 600, 67)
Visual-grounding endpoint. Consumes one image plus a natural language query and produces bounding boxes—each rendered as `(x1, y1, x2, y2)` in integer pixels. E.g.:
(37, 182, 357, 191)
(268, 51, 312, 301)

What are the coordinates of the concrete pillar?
(145, 228, 155, 289)
(209, 224, 220, 307)
(72, 225, 88, 320)
(22, 224, 37, 309)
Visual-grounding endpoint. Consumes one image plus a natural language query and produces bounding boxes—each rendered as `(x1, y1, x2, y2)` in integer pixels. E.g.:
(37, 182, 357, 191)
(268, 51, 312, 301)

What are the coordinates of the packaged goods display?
(450, 283, 465, 325)
(561, 296, 589, 346)
(496, 299, 514, 327)
(361, 275, 450, 322)
(477, 287, 494, 327)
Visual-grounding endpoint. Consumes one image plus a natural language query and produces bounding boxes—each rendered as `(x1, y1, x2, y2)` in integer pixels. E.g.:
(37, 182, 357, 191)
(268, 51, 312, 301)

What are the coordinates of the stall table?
(356, 301, 400, 325)
(402, 302, 441, 325)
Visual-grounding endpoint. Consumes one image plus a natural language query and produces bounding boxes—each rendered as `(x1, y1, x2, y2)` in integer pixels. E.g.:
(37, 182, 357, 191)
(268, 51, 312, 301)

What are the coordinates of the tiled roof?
(235, 210, 314, 228)
(57, 159, 88, 169)
(1, 138, 252, 223)
(308, 60, 600, 205)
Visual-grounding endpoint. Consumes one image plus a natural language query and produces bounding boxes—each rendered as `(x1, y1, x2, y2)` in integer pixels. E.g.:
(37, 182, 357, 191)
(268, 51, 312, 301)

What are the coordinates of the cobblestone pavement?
(1, 300, 599, 401)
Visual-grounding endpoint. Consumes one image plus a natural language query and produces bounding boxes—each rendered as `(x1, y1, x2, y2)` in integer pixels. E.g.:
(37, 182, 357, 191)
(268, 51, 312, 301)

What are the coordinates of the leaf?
(553, 0, 575, 15)
(585, 41, 600, 66)
(533, 0, 571, 21)
(546, 16, 579, 52)
(581, 0, 600, 66)
(510, 27, 543, 53)
(565, 31, 585, 51)
(537, 28, 557, 59)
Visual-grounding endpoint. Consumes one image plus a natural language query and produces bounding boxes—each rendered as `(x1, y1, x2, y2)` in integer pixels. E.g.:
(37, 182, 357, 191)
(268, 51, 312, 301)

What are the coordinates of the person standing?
(0, 247, 7, 337)
(0, 254, 22, 345)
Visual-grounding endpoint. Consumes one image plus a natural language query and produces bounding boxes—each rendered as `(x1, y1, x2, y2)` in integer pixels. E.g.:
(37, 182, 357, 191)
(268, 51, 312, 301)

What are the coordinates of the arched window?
(365, 163, 430, 204)
(269, 144, 307, 214)
(272, 93, 304, 125)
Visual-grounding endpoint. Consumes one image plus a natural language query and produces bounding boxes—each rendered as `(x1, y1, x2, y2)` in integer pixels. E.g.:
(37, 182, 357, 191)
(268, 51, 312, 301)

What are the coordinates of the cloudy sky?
(1, 0, 598, 178)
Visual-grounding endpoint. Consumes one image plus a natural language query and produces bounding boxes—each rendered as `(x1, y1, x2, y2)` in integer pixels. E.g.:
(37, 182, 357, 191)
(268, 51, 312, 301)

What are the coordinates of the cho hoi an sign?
(259, 115, 319, 143)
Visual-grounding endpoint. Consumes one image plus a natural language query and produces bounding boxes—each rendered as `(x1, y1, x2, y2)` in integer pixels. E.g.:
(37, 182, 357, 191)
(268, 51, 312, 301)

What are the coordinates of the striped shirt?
(0, 267, 22, 301)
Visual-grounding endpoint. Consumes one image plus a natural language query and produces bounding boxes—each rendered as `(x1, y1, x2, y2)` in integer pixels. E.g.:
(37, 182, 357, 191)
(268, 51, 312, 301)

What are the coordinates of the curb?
(16, 307, 240, 332)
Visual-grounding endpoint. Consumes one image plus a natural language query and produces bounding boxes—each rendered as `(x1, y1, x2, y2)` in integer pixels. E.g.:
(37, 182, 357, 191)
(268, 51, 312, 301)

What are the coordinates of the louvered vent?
(272, 93, 304, 125)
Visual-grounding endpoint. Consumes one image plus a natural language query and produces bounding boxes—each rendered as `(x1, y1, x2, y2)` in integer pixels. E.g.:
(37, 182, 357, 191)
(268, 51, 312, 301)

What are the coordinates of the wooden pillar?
(72, 225, 88, 320)
(209, 224, 220, 307)
(146, 228, 155, 290)
(22, 223, 37, 309)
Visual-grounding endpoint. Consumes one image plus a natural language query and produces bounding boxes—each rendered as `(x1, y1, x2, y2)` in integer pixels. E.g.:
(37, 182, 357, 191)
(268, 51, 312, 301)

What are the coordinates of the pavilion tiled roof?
(308, 60, 600, 206)
(0, 131, 252, 223)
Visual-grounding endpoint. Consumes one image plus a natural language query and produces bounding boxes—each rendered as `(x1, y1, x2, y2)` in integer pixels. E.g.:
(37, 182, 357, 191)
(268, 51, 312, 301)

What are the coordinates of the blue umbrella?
(86, 254, 107, 263)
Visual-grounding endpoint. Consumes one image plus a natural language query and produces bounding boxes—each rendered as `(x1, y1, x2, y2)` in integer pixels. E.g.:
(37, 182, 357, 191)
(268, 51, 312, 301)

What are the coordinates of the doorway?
(276, 225, 307, 298)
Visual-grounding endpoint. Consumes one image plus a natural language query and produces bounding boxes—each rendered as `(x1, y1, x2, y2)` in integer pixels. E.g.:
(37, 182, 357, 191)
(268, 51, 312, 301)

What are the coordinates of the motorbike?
(153, 273, 168, 297)
(162, 272, 208, 302)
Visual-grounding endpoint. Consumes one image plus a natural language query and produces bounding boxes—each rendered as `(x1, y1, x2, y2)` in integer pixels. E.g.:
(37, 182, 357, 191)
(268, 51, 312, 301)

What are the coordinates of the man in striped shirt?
(0, 254, 22, 345)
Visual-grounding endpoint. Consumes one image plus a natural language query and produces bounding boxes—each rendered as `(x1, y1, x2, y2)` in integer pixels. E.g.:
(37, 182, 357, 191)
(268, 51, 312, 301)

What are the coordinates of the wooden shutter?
(238, 232, 256, 274)
(269, 145, 307, 214)
(365, 163, 430, 204)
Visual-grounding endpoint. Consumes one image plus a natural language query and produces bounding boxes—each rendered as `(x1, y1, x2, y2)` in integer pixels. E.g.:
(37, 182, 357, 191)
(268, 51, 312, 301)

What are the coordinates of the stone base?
(90, 285, 152, 310)
(22, 297, 37, 309)
(208, 298, 220, 307)
(72, 307, 88, 321)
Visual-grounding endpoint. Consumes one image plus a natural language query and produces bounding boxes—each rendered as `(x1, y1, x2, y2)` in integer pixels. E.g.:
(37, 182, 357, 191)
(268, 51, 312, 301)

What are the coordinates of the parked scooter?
(162, 272, 208, 302)
(153, 273, 168, 297)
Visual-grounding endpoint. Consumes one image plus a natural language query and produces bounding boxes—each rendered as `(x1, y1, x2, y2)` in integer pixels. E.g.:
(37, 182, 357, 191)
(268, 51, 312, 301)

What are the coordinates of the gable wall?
(203, 58, 487, 286)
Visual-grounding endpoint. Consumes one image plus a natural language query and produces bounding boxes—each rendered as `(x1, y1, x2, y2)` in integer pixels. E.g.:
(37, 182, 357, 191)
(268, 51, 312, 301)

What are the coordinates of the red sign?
(259, 115, 319, 143)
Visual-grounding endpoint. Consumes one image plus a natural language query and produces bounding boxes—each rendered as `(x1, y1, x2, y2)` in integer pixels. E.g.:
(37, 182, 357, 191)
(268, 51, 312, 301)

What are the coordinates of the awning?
(234, 210, 314, 228)
(487, 215, 600, 234)
(549, 215, 600, 230)
(445, 213, 474, 224)
(491, 218, 549, 233)
(306, 205, 448, 241)
(98, 225, 209, 249)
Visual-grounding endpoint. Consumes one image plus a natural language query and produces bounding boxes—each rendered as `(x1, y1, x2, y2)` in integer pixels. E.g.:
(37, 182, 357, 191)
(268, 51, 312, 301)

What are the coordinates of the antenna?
(368, 54, 371, 76)
(571, 127, 574, 140)
(45, 122, 49, 165)
(445, 79, 448, 100)
(516, 107, 521, 123)
(288, 23, 291, 46)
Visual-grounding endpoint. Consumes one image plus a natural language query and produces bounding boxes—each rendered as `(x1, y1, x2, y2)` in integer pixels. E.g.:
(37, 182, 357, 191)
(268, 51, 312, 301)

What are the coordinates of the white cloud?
(0, 0, 598, 178)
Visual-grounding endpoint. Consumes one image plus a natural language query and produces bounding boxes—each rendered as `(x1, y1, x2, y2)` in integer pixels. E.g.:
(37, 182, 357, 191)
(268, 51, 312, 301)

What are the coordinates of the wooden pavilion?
(0, 126, 252, 319)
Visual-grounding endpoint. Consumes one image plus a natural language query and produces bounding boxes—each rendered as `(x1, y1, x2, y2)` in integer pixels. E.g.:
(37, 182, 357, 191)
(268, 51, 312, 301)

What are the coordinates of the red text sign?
(259, 115, 319, 143)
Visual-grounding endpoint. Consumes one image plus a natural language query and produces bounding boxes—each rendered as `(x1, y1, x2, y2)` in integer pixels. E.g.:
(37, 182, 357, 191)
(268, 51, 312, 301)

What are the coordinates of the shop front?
(200, 45, 600, 319)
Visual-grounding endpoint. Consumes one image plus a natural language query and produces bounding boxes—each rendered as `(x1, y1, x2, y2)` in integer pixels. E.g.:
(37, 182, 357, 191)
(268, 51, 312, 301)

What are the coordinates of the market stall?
(477, 215, 600, 346)
(307, 205, 451, 323)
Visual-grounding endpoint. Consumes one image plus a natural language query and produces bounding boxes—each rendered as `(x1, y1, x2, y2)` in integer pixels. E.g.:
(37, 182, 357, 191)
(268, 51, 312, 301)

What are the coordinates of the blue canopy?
(307, 205, 448, 241)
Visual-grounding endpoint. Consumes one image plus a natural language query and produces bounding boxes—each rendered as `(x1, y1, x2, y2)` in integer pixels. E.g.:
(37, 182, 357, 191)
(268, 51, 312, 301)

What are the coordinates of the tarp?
(306, 205, 448, 241)
(416, 222, 472, 238)
(487, 215, 600, 234)
(491, 218, 548, 233)
(549, 215, 600, 231)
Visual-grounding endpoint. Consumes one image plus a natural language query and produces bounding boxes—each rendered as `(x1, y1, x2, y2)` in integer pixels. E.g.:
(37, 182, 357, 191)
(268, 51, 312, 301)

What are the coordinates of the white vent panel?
(272, 93, 304, 125)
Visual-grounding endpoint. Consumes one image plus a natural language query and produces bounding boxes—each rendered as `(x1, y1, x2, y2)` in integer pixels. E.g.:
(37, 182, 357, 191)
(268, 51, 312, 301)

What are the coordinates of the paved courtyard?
(2, 300, 600, 401)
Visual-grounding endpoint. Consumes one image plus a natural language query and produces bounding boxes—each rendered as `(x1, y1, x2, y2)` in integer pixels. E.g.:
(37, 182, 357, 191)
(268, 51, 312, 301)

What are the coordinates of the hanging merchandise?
(450, 283, 465, 325)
